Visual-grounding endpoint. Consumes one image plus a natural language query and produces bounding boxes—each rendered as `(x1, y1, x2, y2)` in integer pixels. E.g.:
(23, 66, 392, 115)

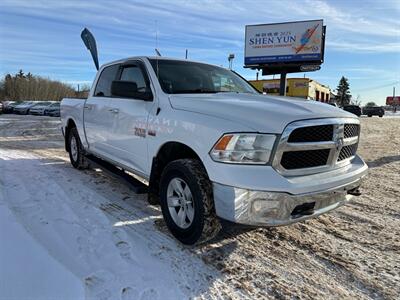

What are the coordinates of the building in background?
(249, 78, 331, 102)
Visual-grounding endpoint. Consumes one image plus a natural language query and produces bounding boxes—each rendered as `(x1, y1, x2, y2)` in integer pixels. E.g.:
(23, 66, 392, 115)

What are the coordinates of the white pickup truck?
(61, 57, 368, 244)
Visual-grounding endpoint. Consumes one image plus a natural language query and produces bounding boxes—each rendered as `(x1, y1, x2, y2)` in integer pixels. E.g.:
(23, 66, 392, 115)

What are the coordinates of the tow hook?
(347, 187, 362, 196)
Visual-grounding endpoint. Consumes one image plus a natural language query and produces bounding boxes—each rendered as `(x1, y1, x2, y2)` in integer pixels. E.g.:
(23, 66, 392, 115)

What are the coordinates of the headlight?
(210, 133, 276, 164)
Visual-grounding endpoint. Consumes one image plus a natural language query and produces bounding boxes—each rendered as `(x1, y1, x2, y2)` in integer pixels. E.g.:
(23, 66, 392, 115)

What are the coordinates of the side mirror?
(111, 80, 137, 98)
(111, 80, 153, 101)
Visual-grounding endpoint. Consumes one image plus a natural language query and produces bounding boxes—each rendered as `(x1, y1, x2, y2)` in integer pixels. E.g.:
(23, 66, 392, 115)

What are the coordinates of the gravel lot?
(0, 114, 399, 299)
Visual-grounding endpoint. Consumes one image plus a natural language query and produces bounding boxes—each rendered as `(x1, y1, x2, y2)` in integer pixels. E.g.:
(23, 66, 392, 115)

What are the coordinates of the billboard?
(245, 20, 324, 66)
(386, 96, 400, 105)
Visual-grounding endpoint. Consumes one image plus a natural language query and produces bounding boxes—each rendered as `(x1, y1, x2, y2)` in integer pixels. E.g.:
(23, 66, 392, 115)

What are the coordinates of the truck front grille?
(344, 124, 360, 138)
(273, 119, 360, 176)
(338, 144, 358, 161)
(281, 149, 330, 170)
(288, 125, 333, 143)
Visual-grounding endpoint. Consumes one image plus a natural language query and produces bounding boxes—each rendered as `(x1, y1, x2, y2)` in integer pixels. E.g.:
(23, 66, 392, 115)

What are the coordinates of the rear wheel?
(368, 115, 372, 117)
(159, 159, 221, 245)
(68, 127, 89, 169)
(379, 115, 383, 118)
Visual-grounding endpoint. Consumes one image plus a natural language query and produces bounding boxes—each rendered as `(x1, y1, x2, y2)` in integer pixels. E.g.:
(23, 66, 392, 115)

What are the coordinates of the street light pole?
(228, 54, 235, 70)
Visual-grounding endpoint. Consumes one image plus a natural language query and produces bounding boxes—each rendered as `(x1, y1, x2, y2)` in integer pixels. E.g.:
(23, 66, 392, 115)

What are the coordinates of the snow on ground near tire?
(0, 114, 399, 299)
(0, 115, 237, 299)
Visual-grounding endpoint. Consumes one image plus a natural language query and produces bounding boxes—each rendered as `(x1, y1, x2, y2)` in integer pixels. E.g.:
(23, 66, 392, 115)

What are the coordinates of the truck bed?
(60, 98, 86, 145)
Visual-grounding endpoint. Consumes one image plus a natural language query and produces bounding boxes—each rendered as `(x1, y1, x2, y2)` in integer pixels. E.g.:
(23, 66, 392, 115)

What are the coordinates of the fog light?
(252, 199, 279, 213)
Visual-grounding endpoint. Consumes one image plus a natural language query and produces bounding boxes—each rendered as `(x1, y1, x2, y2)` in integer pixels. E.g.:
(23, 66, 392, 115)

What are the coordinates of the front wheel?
(159, 159, 221, 245)
(68, 127, 89, 169)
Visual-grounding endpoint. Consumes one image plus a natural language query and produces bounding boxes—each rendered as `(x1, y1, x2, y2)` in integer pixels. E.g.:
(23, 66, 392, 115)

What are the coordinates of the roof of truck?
(101, 56, 221, 69)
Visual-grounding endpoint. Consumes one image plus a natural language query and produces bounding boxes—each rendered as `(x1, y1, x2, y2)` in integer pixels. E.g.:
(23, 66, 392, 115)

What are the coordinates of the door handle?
(84, 105, 93, 110)
(109, 108, 119, 114)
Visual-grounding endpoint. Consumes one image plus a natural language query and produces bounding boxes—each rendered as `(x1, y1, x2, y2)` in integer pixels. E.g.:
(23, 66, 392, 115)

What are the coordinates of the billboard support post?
(279, 72, 287, 96)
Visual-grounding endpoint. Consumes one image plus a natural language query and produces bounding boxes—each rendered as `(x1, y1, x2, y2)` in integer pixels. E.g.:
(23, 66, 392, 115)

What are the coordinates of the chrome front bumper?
(213, 176, 364, 226)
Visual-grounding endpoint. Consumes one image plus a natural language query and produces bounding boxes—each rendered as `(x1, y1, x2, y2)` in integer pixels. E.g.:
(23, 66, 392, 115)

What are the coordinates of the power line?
(352, 81, 400, 92)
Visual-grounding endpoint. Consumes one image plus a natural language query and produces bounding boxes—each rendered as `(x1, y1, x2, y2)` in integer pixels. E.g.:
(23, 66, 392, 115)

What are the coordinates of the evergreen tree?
(336, 76, 351, 107)
(16, 69, 25, 78)
(365, 101, 377, 107)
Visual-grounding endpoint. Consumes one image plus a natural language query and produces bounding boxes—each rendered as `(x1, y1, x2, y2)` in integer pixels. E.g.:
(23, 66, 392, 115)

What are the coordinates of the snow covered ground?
(0, 114, 399, 299)
(384, 111, 400, 118)
(0, 115, 235, 299)
(0, 193, 84, 300)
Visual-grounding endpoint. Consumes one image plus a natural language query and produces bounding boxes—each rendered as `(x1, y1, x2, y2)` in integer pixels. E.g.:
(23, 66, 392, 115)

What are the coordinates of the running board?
(86, 154, 148, 194)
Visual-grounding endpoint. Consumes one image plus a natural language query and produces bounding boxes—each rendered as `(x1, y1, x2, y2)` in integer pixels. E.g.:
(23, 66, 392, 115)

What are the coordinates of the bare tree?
(0, 71, 76, 101)
(351, 94, 362, 106)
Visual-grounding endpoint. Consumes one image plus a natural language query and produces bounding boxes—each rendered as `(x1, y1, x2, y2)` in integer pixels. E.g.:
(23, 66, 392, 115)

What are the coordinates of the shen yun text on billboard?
(245, 20, 324, 66)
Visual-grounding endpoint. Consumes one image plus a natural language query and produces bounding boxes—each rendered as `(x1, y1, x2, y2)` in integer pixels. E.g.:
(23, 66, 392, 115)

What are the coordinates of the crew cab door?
(108, 61, 156, 176)
(84, 64, 119, 157)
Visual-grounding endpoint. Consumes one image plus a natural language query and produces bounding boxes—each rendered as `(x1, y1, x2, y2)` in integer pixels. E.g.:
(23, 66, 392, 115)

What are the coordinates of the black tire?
(159, 159, 221, 245)
(68, 127, 89, 169)
(379, 115, 383, 118)
(368, 115, 372, 117)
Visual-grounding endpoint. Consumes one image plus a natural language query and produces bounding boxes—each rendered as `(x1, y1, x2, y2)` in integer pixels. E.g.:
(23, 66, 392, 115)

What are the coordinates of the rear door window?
(94, 64, 120, 97)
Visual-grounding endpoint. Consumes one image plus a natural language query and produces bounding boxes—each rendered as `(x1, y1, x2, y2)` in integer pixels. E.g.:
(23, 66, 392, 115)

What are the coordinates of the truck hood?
(169, 93, 356, 133)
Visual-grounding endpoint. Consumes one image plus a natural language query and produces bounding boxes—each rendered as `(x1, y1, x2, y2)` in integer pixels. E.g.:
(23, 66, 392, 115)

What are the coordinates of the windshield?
(149, 59, 258, 94)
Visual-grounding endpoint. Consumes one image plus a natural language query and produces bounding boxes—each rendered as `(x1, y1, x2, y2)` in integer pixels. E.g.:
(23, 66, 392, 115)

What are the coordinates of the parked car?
(61, 57, 368, 245)
(2, 101, 19, 113)
(13, 101, 37, 114)
(362, 106, 384, 117)
(343, 105, 361, 117)
(44, 102, 60, 117)
(29, 102, 54, 115)
(0, 102, 3, 114)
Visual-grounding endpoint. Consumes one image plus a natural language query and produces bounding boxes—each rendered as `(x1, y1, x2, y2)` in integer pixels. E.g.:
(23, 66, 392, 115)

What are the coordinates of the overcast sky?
(0, 0, 399, 105)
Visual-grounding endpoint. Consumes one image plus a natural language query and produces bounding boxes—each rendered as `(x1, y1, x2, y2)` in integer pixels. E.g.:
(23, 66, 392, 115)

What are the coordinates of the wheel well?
(64, 119, 77, 152)
(148, 142, 206, 205)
